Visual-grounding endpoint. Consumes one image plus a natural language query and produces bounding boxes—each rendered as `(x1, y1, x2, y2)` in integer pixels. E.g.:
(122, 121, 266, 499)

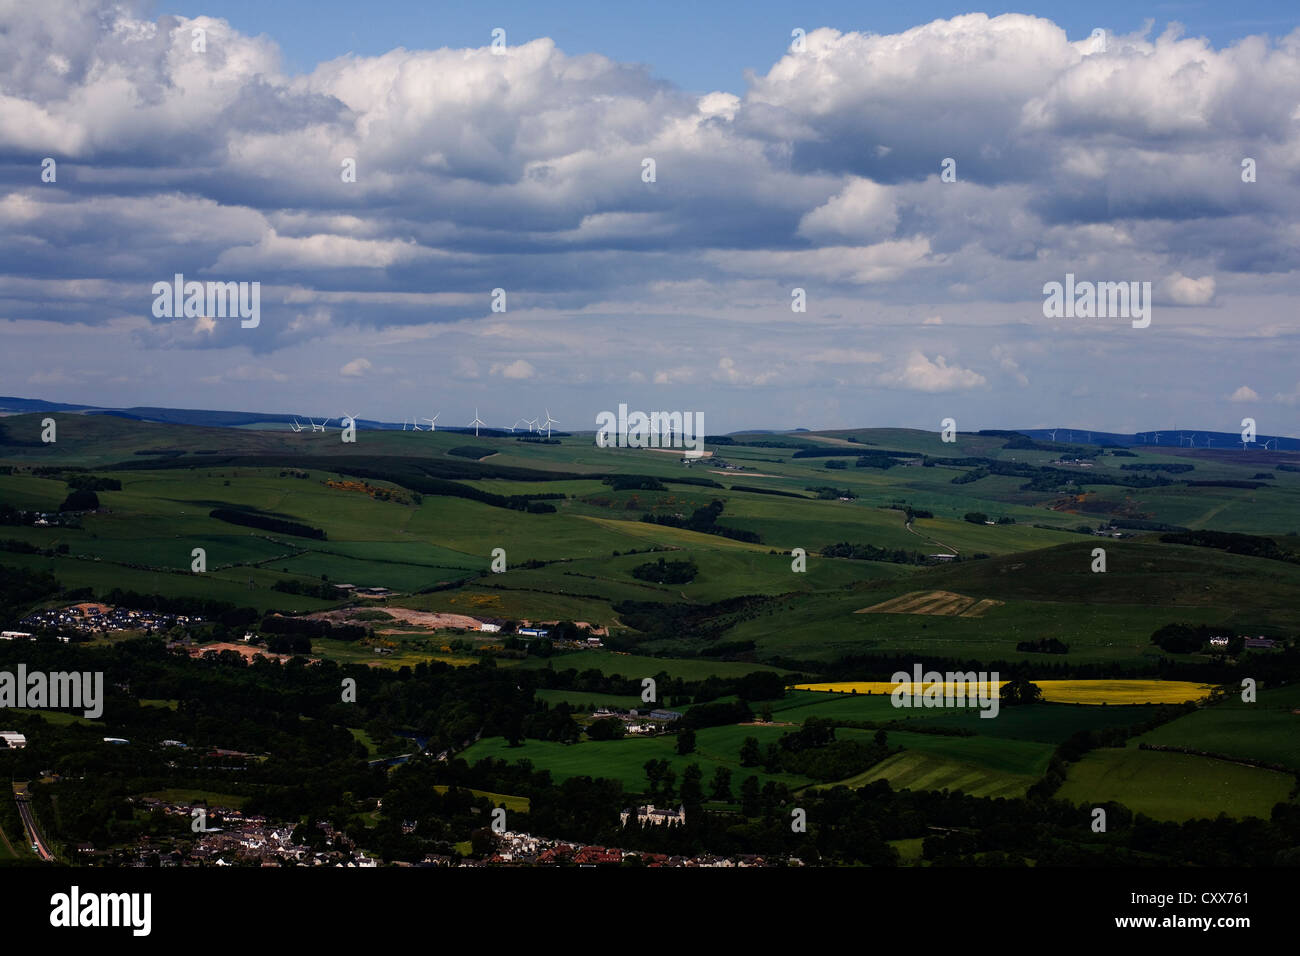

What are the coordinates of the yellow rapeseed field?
(792, 680, 1215, 705)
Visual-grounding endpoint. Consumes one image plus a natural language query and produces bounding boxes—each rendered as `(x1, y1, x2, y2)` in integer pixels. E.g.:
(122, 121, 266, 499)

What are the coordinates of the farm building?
(0, 731, 27, 749)
(517, 627, 550, 638)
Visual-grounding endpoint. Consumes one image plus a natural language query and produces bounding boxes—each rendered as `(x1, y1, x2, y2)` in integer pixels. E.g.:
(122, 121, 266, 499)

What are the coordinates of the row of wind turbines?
(1134, 431, 1277, 450)
(1043, 428, 1279, 450)
(288, 408, 559, 438)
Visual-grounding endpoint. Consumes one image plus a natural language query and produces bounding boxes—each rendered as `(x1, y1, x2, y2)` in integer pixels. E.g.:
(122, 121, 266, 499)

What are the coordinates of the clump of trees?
(631, 557, 699, 585)
(59, 488, 100, 512)
(1150, 622, 1218, 654)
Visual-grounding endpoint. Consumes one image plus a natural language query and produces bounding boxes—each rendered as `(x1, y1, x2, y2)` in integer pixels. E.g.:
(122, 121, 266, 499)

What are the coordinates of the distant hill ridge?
(0, 397, 1296, 448)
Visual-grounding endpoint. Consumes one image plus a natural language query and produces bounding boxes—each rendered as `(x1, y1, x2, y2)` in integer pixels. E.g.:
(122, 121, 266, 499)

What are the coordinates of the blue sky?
(159, 0, 1300, 92)
(2, 2, 1299, 434)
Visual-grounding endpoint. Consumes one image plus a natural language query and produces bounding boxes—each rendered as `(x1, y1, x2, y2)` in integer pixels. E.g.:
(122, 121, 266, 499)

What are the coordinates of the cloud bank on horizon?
(1, 1, 1297, 434)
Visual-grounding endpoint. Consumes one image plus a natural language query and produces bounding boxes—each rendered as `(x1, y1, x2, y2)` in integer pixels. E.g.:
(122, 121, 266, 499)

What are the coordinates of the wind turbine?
(290, 418, 304, 432)
(1204, 437, 1214, 448)
(309, 419, 325, 432)
(524, 417, 538, 433)
(341, 412, 357, 430)
(1262, 438, 1277, 451)
(470, 408, 486, 437)
(422, 413, 439, 432)
(1046, 429, 1057, 442)
(541, 409, 558, 438)
(1153, 432, 1161, 445)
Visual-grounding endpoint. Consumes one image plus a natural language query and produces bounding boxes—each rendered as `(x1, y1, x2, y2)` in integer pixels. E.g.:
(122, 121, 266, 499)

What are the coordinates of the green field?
(1135, 683, 1300, 770)
(2, 414, 1296, 691)
(461, 723, 820, 793)
(1056, 747, 1295, 822)
(137, 789, 249, 810)
(432, 786, 530, 814)
(814, 730, 1054, 799)
(766, 693, 1163, 744)
(534, 689, 649, 712)
(518, 650, 791, 681)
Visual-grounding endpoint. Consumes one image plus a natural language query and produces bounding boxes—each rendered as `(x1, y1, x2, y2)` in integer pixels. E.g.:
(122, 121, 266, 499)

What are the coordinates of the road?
(12, 784, 54, 861)
(904, 518, 960, 556)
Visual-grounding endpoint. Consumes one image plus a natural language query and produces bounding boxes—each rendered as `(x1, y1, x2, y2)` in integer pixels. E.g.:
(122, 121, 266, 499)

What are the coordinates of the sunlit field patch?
(792, 680, 1216, 705)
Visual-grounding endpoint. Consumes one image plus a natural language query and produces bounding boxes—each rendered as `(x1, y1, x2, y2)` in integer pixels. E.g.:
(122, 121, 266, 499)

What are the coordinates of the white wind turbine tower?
(1262, 438, 1277, 451)
(422, 413, 439, 432)
(1153, 432, 1162, 445)
(1046, 429, 1057, 442)
(541, 409, 558, 438)
(309, 418, 326, 432)
(341, 412, 357, 430)
(290, 418, 304, 432)
(470, 408, 486, 437)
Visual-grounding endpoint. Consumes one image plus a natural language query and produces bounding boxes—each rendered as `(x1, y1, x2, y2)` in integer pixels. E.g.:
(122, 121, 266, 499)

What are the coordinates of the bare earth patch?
(308, 607, 485, 630)
(302, 607, 610, 637)
(855, 590, 1003, 618)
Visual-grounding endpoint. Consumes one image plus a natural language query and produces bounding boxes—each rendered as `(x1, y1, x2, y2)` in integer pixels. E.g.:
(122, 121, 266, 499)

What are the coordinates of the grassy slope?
(1056, 748, 1295, 822)
(1135, 683, 1300, 770)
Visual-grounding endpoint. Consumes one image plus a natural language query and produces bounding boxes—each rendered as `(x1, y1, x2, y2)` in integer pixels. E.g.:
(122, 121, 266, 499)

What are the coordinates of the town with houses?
(8, 602, 200, 639)
(484, 826, 797, 868)
(8, 789, 790, 867)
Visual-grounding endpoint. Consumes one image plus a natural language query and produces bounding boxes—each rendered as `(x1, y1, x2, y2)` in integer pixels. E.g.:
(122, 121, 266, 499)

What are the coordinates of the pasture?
(1056, 747, 1295, 822)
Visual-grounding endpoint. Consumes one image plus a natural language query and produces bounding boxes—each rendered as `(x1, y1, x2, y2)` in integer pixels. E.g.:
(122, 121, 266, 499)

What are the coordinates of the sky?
(1, 0, 1299, 434)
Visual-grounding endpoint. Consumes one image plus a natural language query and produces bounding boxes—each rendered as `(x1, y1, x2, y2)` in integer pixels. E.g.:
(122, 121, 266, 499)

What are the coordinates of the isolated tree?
(676, 728, 696, 755)
(680, 764, 704, 808)
(586, 717, 625, 741)
(739, 776, 761, 816)
(660, 767, 677, 802)
(709, 766, 733, 802)
(1000, 677, 1043, 706)
(762, 742, 783, 772)
(739, 736, 761, 767)
(643, 759, 663, 796)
